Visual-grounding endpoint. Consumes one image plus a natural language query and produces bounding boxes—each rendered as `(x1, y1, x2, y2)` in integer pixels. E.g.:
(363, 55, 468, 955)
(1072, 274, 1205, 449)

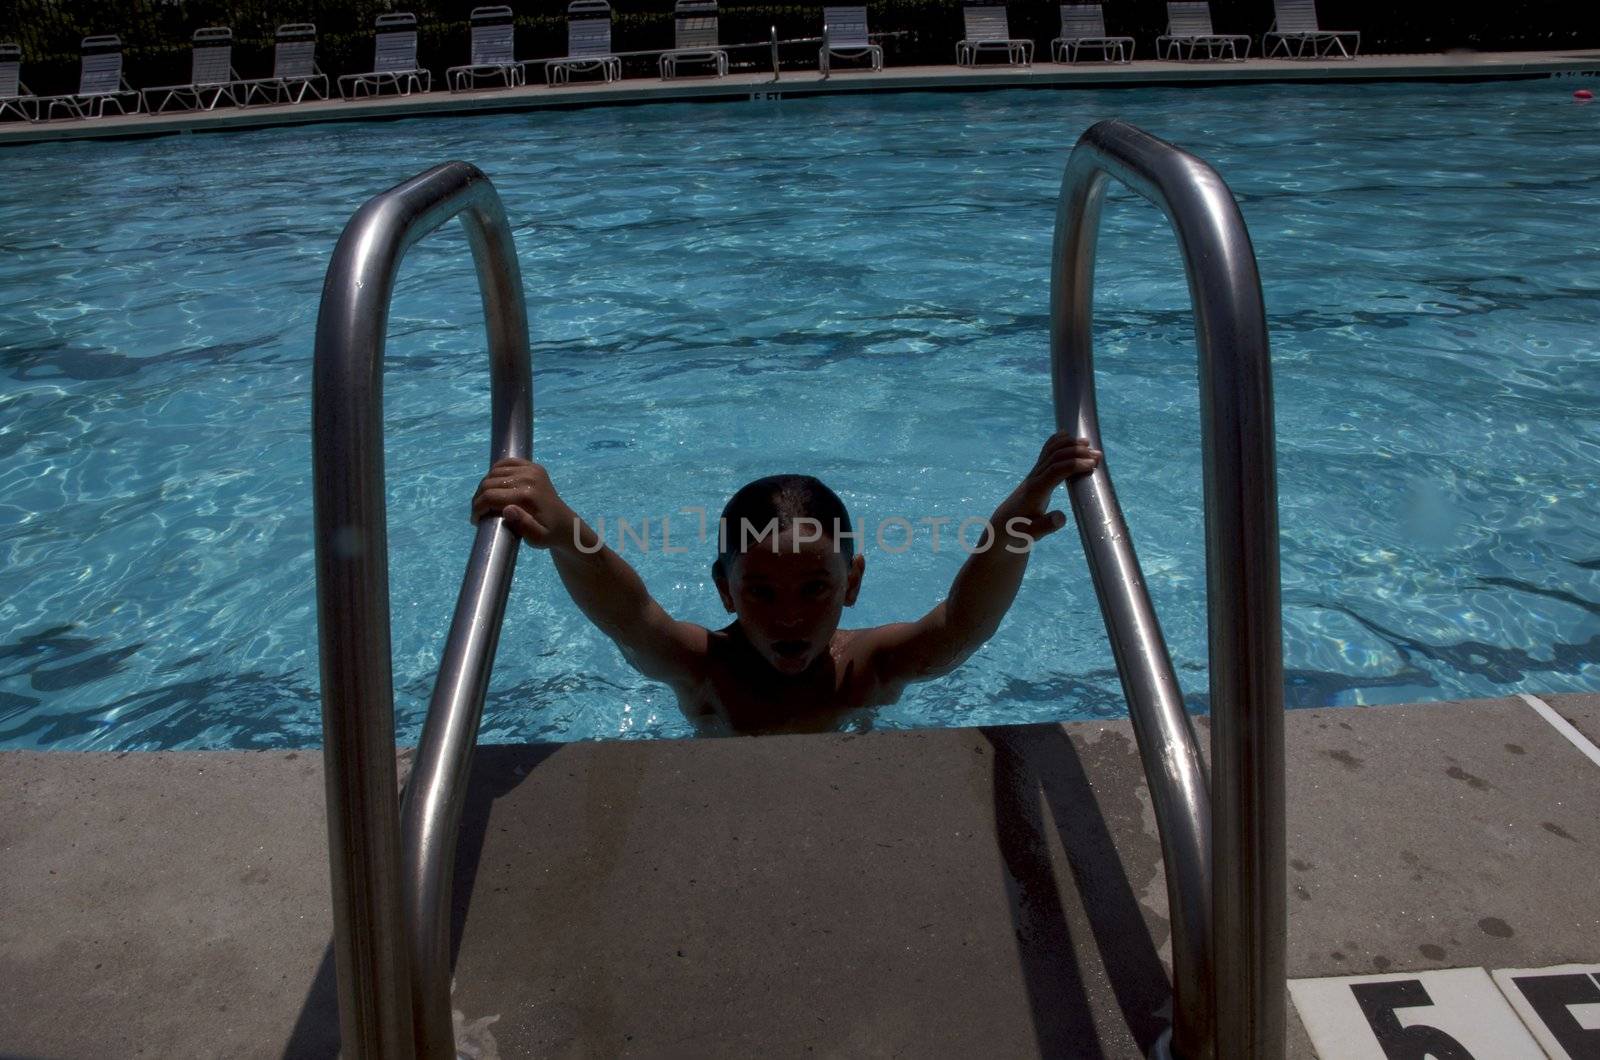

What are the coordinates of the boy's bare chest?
(683, 632, 892, 734)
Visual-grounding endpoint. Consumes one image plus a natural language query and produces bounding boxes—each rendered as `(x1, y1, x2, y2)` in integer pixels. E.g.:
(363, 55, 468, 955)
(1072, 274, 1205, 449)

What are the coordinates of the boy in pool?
(471, 433, 1101, 734)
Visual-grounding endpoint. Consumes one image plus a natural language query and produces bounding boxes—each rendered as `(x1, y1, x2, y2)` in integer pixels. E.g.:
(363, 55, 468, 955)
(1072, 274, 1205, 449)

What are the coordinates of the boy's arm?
(472, 459, 707, 691)
(857, 433, 1100, 689)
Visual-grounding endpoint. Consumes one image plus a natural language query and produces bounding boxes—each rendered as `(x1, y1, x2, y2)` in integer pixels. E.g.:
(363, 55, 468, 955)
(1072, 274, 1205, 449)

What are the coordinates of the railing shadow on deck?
(281, 743, 564, 1059)
(985, 724, 1172, 1057)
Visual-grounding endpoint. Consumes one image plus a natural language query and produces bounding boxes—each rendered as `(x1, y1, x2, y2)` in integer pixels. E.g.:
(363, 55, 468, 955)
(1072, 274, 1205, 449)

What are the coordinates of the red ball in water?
(1576, 89, 1595, 101)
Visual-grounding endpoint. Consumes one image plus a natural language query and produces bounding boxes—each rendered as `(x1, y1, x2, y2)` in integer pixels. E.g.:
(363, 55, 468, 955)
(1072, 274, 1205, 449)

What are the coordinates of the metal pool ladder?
(1052, 120, 1285, 1060)
(310, 120, 1283, 1060)
(311, 160, 532, 1060)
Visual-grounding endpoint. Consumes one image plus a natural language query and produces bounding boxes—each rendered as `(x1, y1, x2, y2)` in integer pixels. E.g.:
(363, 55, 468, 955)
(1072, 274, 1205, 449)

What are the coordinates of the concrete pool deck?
(3, 692, 1597, 1057)
(2, 49, 1599, 148)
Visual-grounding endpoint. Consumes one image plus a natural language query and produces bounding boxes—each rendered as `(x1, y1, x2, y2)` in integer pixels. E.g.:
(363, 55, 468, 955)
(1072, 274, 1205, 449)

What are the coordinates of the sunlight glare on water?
(0, 81, 1596, 749)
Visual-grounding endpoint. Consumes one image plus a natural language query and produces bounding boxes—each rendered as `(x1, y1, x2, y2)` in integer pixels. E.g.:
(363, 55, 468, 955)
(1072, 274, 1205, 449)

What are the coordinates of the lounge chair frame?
(448, 6, 525, 91)
(1051, 4, 1134, 63)
(545, 0, 623, 85)
(338, 13, 433, 100)
(240, 24, 330, 105)
(0, 43, 39, 121)
(141, 27, 244, 113)
(957, 4, 1034, 67)
(1157, 1, 1250, 61)
(38, 36, 141, 120)
(819, 6, 883, 75)
(1262, 0, 1359, 59)
(660, 0, 728, 79)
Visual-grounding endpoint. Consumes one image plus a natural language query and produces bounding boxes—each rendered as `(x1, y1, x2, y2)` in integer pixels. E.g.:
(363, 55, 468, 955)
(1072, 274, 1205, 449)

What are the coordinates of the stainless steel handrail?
(313, 160, 532, 1059)
(1052, 120, 1284, 1060)
(312, 126, 1276, 1058)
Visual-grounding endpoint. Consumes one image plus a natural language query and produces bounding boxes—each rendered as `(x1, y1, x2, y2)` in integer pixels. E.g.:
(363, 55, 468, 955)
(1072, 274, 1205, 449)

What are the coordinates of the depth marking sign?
(1289, 968, 1544, 1059)
(1492, 965, 1600, 1060)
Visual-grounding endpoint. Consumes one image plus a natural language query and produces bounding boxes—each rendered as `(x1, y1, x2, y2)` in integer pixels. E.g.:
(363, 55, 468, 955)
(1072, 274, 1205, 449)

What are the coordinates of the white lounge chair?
(1263, 0, 1359, 59)
(240, 24, 330, 106)
(141, 27, 244, 113)
(1157, 2, 1249, 61)
(660, 0, 728, 79)
(448, 6, 525, 91)
(819, 6, 882, 75)
(338, 13, 433, 99)
(1051, 4, 1134, 63)
(38, 35, 140, 120)
(0, 43, 38, 122)
(957, 4, 1033, 67)
(545, 0, 623, 85)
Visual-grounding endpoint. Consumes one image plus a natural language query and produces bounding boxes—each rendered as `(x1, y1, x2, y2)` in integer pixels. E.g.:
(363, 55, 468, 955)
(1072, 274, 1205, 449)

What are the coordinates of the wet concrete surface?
(1, 694, 1595, 1058)
(1544, 691, 1600, 749)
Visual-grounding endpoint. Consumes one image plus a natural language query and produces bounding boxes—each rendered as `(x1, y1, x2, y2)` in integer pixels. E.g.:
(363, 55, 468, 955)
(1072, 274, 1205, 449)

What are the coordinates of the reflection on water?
(1, 81, 1597, 748)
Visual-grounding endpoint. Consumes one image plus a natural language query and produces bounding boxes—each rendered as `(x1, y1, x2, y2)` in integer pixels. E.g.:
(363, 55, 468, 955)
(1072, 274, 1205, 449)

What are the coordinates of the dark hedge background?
(4, 1, 1597, 96)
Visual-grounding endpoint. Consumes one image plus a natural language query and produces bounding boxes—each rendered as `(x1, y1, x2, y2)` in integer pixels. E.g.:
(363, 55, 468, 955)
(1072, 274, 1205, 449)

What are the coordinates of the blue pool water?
(2, 81, 1597, 750)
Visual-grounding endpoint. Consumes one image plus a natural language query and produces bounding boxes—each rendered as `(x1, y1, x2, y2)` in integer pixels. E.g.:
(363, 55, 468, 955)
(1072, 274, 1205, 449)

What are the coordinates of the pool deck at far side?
(2, 693, 1598, 1058)
(2, 49, 1598, 148)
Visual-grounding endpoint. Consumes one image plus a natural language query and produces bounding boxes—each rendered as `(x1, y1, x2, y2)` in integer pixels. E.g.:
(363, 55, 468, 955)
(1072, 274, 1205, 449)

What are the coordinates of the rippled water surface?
(2, 81, 1598, 749)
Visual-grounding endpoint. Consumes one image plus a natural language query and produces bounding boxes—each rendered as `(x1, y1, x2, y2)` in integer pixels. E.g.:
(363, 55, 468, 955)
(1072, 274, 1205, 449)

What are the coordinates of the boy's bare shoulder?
(838, 612, 968, 697)
(837, 621, 918, 662)
(613, 613, 713, 696)
(835, 624, 921, 703)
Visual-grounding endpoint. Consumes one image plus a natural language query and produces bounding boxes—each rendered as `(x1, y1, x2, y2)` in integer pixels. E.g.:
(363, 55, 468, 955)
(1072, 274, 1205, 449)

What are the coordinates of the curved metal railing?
(1052, 120, 1284, 1060)
(312, 161, 532, 1059)
(312, 126, 1280, 1058)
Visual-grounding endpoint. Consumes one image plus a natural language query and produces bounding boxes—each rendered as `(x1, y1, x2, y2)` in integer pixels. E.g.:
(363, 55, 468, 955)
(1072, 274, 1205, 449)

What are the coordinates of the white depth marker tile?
(1289, 968, 1545, 1059)
(1517, 692, 1600, 770)
(1491, 964, 1600, 1060)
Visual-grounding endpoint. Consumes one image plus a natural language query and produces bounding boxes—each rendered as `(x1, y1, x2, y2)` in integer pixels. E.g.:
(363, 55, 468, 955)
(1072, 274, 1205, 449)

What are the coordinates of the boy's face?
(715, 526, 865, 676)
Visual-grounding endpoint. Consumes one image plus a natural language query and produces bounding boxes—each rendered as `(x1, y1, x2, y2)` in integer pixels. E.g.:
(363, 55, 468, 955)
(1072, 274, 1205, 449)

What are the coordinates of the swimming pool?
(1, 80, 1597, 750)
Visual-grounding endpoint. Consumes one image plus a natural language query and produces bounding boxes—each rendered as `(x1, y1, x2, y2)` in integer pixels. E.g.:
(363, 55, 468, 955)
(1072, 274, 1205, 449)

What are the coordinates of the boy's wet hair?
(714, 474, 853, 574)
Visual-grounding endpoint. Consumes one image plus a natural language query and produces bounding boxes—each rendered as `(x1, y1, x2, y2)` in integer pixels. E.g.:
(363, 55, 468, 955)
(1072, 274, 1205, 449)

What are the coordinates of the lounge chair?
(1263, 0, 1359, 59)
(338, 13, 433, 99)
(1051, 4, 1134, 63)
(1156, 2, 1249, 61)
(448, 6, 525, 91)
(37, 36, 140, 120)
(819, 6, 882, 75)
(956, 4, 1033, 67)
(660, 0, 728, 79)
(141, 27, 244, 113)
(0, 43, 38, 122)
(544, 0, 623, 85)
(240, 24, 329, 106)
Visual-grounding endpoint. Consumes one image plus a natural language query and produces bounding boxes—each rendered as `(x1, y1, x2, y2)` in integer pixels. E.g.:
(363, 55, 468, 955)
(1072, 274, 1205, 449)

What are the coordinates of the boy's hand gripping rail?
(312, 161, 533, 1059)
(1053, 120, 1284, 1060)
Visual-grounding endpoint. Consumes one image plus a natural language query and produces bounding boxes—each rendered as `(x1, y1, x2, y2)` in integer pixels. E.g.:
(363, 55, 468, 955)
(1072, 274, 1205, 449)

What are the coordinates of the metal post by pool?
(1050, 120, 1285, 1060)
(312, 161, 532, 1058)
